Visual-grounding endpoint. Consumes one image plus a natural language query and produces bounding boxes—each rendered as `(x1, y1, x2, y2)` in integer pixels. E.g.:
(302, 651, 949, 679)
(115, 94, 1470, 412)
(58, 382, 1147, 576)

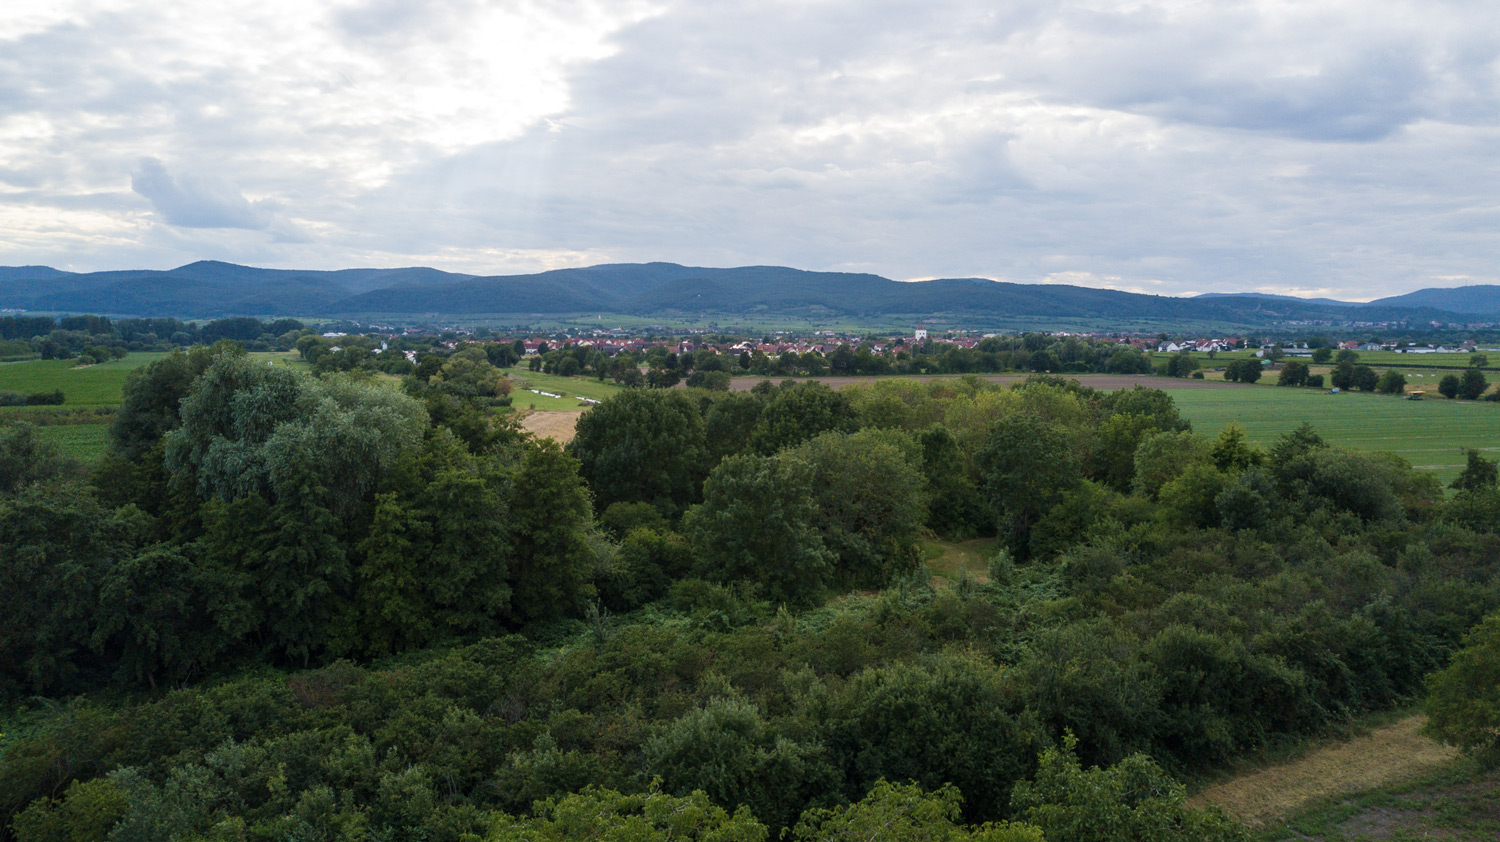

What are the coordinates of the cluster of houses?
(1151, 337, 1483, 356)
(508, 328, 988, 359)
(356, 322, 1489, 362)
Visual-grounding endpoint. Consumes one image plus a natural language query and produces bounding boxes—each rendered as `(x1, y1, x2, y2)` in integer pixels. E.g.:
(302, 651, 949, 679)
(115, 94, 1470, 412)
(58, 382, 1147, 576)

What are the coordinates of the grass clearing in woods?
(35, 423, 111, 461)
(922, 537, 1000, 584)
(1254, 761, 1500, 841)
(1189, 714, 1459, 831)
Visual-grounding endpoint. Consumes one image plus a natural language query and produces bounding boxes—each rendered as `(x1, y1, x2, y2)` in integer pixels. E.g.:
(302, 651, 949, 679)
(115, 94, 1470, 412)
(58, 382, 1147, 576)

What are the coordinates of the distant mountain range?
(3, 260, 1498, 328)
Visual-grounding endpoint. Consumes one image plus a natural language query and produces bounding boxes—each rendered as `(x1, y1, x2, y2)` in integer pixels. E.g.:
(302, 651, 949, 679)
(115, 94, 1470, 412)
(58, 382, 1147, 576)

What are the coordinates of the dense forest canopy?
(2, 343, 1499, 841)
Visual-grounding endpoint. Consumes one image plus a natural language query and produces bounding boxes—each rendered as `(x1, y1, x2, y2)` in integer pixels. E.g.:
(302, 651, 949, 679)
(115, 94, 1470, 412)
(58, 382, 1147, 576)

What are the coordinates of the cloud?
(131, 158, 268, 230)
(0, 0, 1497, 301)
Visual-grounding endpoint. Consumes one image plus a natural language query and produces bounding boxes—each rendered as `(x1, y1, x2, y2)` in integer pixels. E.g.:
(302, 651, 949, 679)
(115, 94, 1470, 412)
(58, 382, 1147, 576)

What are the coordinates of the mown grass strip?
(1190, 715, 1458, 830)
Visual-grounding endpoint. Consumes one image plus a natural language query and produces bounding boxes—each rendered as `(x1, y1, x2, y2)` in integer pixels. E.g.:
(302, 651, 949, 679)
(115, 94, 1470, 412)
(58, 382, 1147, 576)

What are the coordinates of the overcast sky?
(1, 0, 1497, 299)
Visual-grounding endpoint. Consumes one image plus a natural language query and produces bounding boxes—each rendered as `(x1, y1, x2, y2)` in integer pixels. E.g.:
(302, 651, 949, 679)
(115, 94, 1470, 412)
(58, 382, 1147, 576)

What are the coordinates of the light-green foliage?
(484, 785, 768, 842)
(1011, 735, 1248, 842)
(792, 781, 1043, 842)
(10, 777, 127, 842)
(1132, 430, 1210, 500)
(165, 353, 427, 516)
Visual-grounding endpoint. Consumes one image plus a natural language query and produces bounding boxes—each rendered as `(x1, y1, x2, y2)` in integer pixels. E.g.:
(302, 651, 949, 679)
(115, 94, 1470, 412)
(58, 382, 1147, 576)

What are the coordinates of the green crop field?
(247, 350, 310, 370)
(0, 353, 168, 407)
(1171, 386, 1500, 485)
(35, 423, 112, 461)
(503, 368, 624, 411)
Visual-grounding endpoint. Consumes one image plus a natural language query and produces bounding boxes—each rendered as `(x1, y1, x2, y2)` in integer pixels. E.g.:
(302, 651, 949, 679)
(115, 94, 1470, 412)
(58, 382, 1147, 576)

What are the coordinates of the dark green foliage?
(790, 430, 927, 588)
(353, 430, 513, 654)
(570, 389, 709, 515)
(1424, 613, 1500, 768)
(685, 453, 832, 605)
(197, 477, 351, 665)
(602, 527, 694, 609)
(0, 389, 66, 406)
(111, 345, 219, 459)
(1222, 359, 1261, 383)
(1439, 373, 1461, 398)
(1163, 352, 1198, 378)
(1451, 449, 1498, 492)
(918, 425, 989, 539)
(10, 357, 1500, 841)
(0, 483, 144, 696)
(979, 413, 1079, 557)
(817, 653, 1041, 822)
(1215, 469, 1275, 531)
(91, 544, 227, 688)
(508, 440, 596, 625)
(601, 501, 669, 538)
(750, 381, 859, 455)
(1277, 360, 1309, 386)
(0, 421, 72, 494)
(703, 391, 765, 465)
(1376, 368, 1407, 394)
(1011, 735, 1247, 842)
(644, 697, 834, 829)
(1458, 367, 1489, 400)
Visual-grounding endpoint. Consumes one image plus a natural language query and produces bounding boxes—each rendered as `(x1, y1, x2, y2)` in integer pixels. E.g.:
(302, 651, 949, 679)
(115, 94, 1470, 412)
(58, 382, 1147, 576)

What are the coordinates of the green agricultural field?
(503, 368, 624, 411)
(1171, 386, 1500, 485)
(247, 350, 311, 370)
(35, 423, 112, 461)
(0, 352, 168, 408)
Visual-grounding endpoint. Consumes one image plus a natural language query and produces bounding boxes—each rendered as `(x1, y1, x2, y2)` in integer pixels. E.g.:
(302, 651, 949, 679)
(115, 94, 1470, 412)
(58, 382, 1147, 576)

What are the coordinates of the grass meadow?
(502, 367, 624, 411)
(34, 423, 112, 462)
(0, 353, 168, 407)
(1171, 386, 1500, 485)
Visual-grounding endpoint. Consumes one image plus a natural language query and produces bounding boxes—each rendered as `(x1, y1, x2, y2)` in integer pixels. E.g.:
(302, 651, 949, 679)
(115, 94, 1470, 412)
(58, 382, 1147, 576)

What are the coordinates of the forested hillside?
(3, 348, 1500, 840)
(3, 260, 1496, 324)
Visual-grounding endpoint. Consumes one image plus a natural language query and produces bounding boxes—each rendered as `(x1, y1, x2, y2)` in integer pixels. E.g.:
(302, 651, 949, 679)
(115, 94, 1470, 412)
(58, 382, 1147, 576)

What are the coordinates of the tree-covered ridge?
(4, 260, 1498, 324)
(3, 350, 1499, 840)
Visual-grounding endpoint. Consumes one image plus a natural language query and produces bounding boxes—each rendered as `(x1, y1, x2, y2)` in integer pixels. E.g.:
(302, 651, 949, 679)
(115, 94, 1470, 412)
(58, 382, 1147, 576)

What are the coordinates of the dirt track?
(727, 374, 1251, 392)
